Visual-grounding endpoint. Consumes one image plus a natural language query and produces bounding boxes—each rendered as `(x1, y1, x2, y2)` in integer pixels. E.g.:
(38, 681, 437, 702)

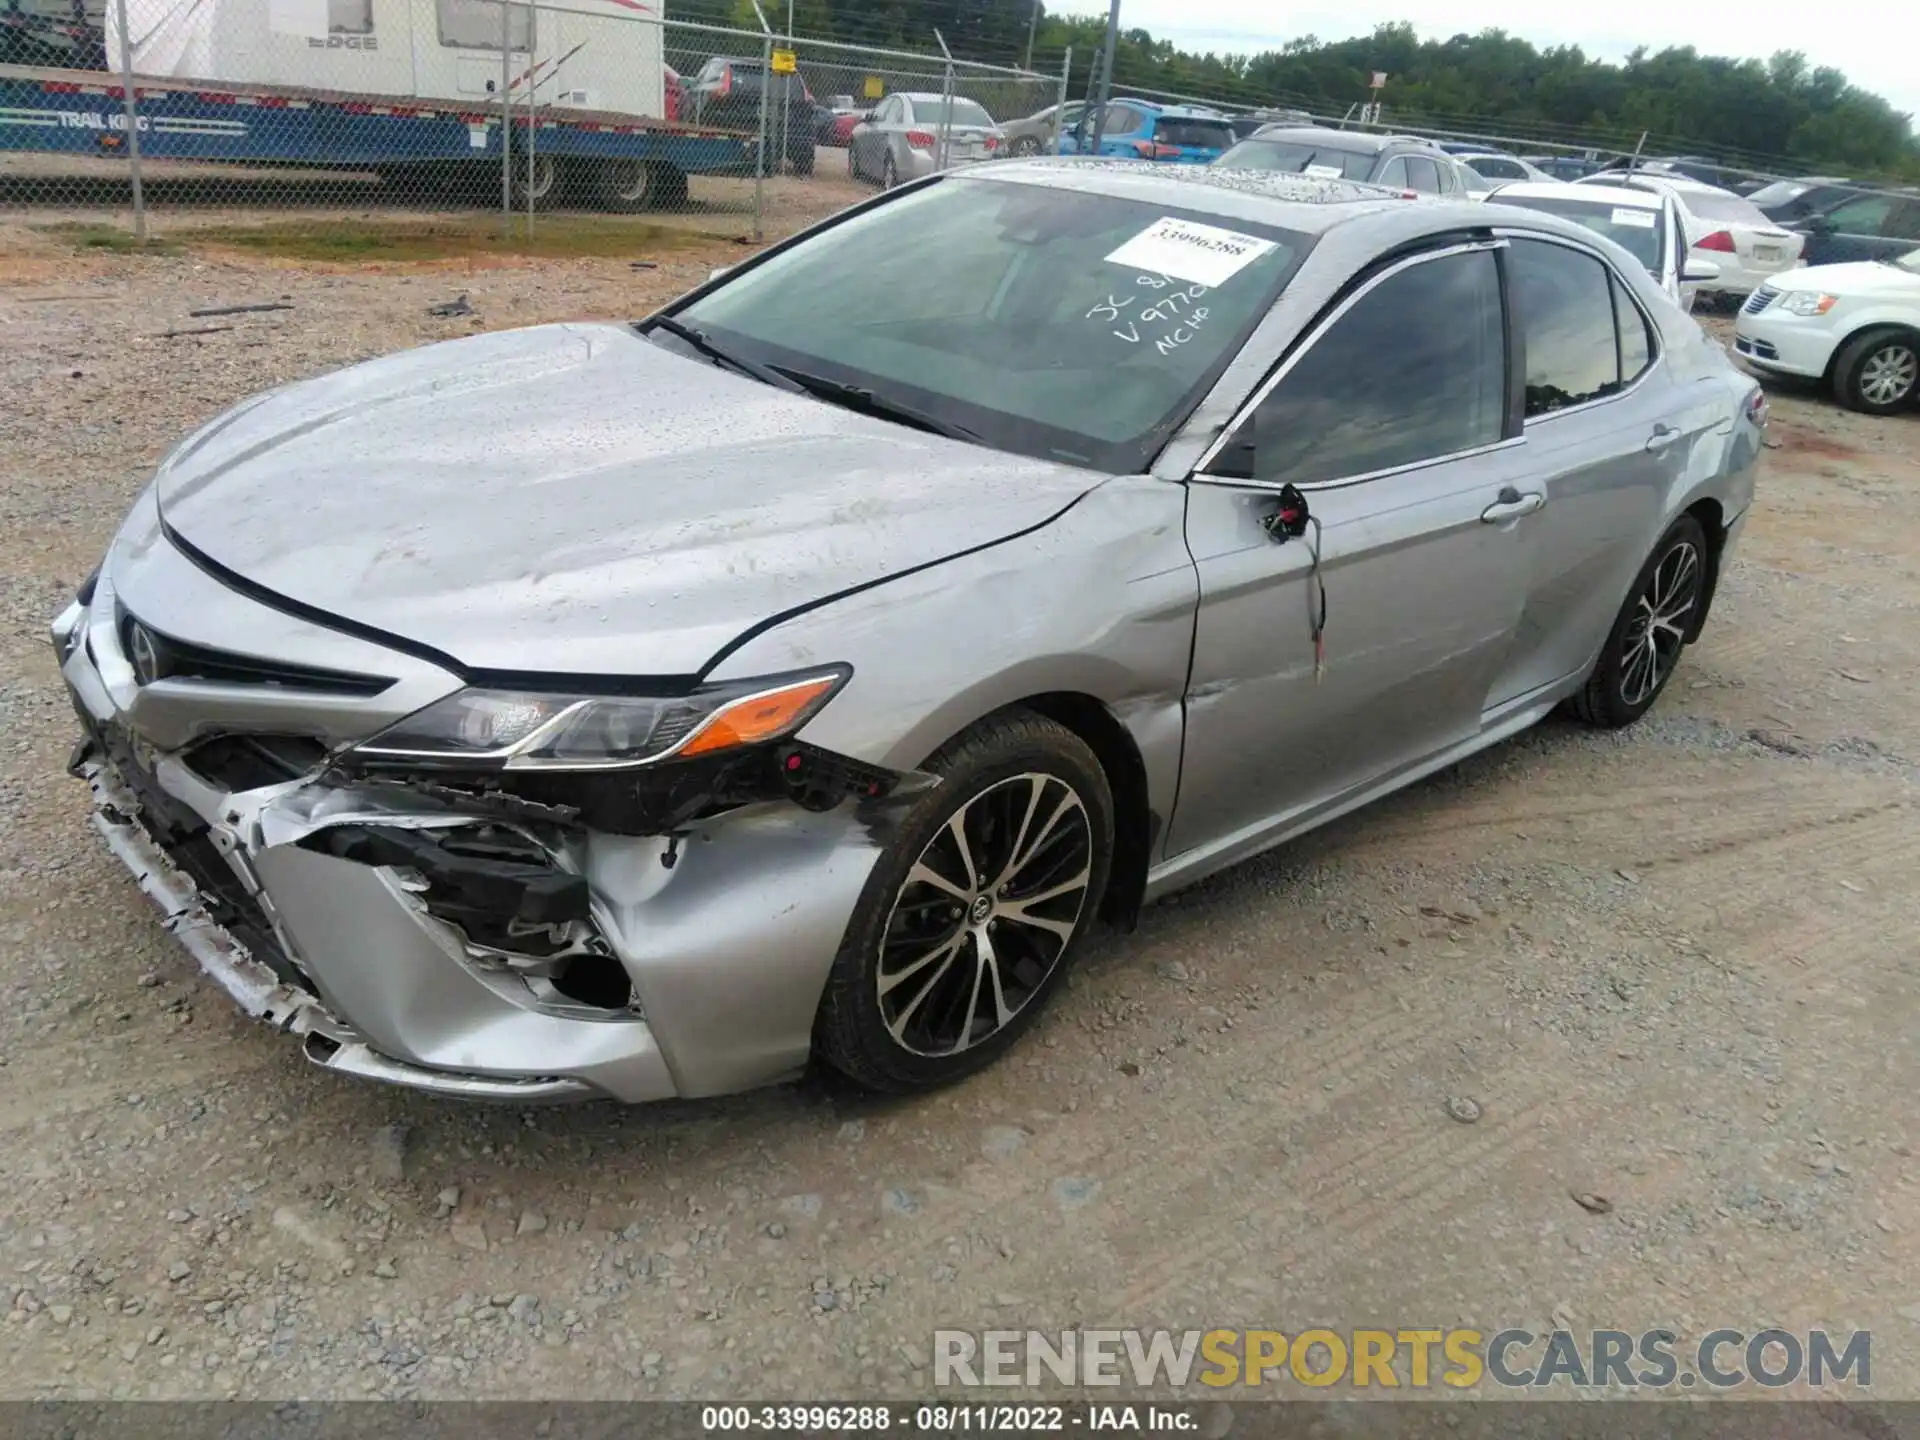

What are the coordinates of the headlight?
(351, 668, 849, 771)
(1781, 291, 1837, 316)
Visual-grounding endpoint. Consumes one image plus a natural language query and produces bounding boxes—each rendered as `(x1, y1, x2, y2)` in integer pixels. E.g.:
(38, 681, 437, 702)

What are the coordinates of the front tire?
(1832, 328, 1920, 415)
(813, 711, 1114, 1095)
(1009, 135, 1042, 156)
(1567, 515, 1708, 728)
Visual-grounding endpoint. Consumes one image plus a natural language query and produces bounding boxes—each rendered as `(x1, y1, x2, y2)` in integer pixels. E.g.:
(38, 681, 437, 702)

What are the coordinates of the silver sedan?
(847, 91, 1003, 187)
(57, 161, 1764, 1104)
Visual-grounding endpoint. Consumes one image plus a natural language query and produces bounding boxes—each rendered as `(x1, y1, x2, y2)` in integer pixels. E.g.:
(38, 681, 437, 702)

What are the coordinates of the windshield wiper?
(768, 365, 979, 442)
(646, 315, 803, 393)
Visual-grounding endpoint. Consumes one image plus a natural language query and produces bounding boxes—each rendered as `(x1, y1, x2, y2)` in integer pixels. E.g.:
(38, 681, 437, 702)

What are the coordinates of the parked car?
(1597, 154, 1741, 189)
(1577, 174, 1804, 304)
(56, 160, 1762, 1104)
(1227, 108, 1315, 140)
(847, 93, 1002, 187)
(1744, 176, 1859, 225)
(1000, 100, 1088, 157)
(1790, 188, 1920, 266)
(663, 64, 685, 125)
(815, 95, 869, 148)
(1216, 126, 1472, 197)
(1057, 100, 1236, 163)
(1733, 247, 1920, 413)
(1454, 151, 1553, 184)
(1526, 154, 1601, 182)
(1489, 181, 1712, 310)
(687, 54, 816, 175)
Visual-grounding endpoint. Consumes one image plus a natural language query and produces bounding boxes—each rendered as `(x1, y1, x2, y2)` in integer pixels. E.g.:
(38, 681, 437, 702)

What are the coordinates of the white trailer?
(105, 0, 665, 121)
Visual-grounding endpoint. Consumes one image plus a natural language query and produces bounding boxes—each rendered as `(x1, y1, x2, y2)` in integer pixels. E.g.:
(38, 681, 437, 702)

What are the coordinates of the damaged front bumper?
(53, 563, 897, 1104)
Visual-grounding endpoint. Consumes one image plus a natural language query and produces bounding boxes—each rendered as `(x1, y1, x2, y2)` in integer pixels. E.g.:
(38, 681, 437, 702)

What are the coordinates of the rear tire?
(786, 137, 815, 176)
(1567, 515, 1708, 729)
(592, 158, 681, 213)
(509, 152, 563, 212)
(881, 151, 898, 190)
(1831, 328, 1920, 415)
(812, 710, 1114, 1095)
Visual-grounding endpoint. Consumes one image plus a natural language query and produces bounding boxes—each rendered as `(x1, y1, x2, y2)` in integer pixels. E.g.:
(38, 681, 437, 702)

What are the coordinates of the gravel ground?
(2, 237, 1918, 1402)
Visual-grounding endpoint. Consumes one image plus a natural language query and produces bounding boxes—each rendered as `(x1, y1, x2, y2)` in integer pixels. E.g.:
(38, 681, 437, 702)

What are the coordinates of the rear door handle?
(1645, 424, 1681, 453)
(1481, 487, 1544, 523)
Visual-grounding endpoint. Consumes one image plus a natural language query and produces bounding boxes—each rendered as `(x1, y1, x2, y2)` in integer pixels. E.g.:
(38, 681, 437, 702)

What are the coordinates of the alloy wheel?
(1860, 343, 1919, 408)
(876, 772, 1094, 1057)
(1619, 539, 1701, 707)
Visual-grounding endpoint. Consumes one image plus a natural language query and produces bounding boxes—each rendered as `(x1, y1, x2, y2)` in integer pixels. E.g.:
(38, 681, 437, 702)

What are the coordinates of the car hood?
(153, 322, 1103, 677)
(1769, 260, 1920, 298)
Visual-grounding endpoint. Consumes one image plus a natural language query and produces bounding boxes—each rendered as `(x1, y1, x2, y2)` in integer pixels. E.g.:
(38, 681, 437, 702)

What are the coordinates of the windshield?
(1215, 137, 1374, 179)
(1496, 195, 1665, 272)
(673, 177, 1309, 471)
(914, 98, 994, 127)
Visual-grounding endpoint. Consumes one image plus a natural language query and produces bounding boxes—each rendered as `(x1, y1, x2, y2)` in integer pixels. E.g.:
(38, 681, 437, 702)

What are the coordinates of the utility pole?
(1087, 0, 1119, 152)
(1024, 0, 1039, 72)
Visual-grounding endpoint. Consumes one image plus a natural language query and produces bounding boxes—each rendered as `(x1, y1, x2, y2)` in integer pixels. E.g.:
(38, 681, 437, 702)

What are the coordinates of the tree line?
(677, 0, 1919, 180)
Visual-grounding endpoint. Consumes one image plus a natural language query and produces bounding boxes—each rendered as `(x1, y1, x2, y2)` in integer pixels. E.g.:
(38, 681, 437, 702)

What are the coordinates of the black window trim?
(1191, 237, 1520, 491)
(1491, 227, 1666, 427)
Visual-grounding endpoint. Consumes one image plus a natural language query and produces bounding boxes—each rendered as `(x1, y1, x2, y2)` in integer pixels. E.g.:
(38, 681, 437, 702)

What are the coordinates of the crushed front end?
(54, 504, 911, 1103)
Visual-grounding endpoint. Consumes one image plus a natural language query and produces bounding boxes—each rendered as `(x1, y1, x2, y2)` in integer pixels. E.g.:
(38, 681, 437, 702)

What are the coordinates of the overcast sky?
(1052, 0, 1919, 126)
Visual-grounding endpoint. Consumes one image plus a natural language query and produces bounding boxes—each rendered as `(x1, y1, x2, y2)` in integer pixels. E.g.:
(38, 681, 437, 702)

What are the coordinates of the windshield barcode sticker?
(1611, 207, 1658, 228)
(1104, 216, 1278, 288)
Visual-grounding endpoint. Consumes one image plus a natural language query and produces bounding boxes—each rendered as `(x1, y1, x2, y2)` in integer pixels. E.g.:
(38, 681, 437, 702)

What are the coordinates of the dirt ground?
(1, 227, 1917, 1403)
(0, 149, 873, 245)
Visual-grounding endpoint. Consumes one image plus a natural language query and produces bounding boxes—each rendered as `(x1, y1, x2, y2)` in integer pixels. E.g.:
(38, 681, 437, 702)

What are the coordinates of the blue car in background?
(1059, 100, 1236, 163)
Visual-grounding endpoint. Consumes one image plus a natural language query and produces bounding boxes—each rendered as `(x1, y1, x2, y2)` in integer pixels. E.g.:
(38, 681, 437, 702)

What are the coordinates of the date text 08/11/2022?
(700, 1405, 1194, 1432)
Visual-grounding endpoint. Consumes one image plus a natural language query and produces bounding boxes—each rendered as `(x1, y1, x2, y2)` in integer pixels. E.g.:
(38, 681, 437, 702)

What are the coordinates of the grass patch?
(39, 215, 728, 263)
(43, 223, 183, 255)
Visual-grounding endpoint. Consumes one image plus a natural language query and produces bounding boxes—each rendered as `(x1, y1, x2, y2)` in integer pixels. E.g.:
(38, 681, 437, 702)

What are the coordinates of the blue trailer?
(0, 60, 758, 209)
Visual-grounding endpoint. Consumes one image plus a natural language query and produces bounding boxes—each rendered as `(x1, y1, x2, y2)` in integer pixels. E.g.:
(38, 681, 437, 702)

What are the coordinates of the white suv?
(1732, 248, 1920, 414)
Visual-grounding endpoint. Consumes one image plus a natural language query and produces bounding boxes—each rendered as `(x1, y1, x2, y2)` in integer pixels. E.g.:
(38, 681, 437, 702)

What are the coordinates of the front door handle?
(1645, 424, 1681, 453)
(1481, 487, 1544, 523)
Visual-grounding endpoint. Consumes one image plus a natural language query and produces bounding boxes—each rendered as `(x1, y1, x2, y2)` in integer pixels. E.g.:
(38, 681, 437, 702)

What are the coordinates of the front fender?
(704, 474, 1198, 839)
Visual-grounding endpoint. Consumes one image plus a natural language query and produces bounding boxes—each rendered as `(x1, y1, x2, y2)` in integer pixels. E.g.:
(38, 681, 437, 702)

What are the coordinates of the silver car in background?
(847, 92, 1003, 187)
(57, 161, 1765, 1105)
(1488, 180, 1716, 310)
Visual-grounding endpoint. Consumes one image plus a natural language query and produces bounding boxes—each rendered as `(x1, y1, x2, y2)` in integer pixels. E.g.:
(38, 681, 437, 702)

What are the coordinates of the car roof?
(1496, 180, 1660, 207)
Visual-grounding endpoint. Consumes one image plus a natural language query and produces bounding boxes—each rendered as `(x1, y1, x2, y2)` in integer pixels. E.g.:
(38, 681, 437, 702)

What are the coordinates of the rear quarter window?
(1155, 118, 1235, 149)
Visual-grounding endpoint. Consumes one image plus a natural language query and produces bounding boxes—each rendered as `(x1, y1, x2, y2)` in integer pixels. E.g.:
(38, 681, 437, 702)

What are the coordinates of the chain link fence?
(0, 0, 1061, 248)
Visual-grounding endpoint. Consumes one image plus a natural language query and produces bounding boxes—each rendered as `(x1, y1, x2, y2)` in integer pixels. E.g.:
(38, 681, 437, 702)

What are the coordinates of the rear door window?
(1155, 117, 1235, 150)
(1405, 156, 1443, 193)
(1508, 238, 1624, 416)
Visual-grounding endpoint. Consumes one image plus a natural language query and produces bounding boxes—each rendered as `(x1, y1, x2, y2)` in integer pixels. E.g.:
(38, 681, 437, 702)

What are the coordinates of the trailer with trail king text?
(0, 0, 757, 209)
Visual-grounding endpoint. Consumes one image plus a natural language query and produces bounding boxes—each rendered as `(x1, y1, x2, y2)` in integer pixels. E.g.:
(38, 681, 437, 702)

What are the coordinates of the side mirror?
(1805, 214, 1838, 234)
(1681, 257, 1721, 283)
